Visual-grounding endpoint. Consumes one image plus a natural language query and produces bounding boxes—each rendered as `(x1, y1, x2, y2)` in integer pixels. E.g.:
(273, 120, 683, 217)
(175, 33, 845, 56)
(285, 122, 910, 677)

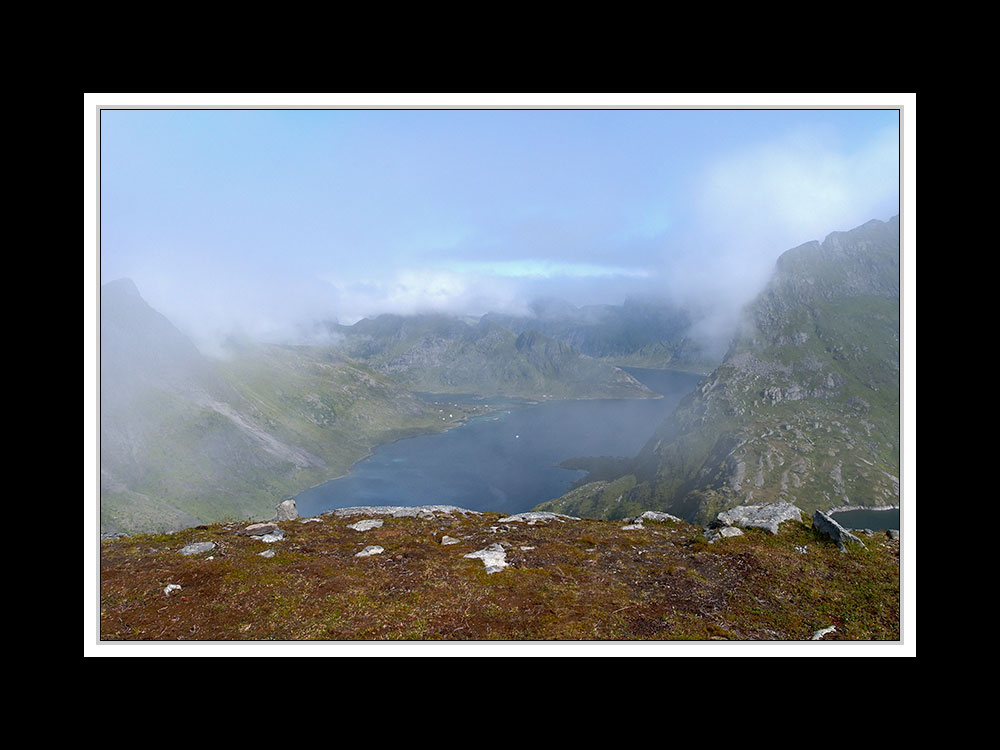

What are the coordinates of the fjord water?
(830, 507, 900, 531)
(295, 368, 703, 517)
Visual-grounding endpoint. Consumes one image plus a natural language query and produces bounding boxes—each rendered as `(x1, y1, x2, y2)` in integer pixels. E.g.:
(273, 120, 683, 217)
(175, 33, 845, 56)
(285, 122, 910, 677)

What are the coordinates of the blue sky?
(100, 108, 900, 350)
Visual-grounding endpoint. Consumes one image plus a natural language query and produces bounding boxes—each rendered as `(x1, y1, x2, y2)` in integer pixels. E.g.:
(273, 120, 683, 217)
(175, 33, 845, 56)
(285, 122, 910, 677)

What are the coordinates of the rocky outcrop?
(713, 502, 804, 534)
(812, 510, 867, 552)
(347, 519, 384, 532)
(326, 505, 481, 519)
(498, 511, 579, 524)
(274, 498, 298, 521)
(239, 522, 277, 536)
(178, 542, 215, 556)
(640, 511, 683, 523)
(705, 526, 745, 543)
(464, 543, 509, 574)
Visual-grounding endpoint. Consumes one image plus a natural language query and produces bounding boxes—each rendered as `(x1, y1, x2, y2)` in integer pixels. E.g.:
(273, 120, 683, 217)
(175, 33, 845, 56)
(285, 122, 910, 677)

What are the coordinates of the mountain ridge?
(535, 216, 901, 524)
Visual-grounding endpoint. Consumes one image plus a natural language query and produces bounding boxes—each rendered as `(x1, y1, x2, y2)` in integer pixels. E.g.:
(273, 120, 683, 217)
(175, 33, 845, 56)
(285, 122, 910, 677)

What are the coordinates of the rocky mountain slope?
(100, 282, 663, 536)
(99, 503, 899, 641)
(536, 216, 901, 524)
(328, 313, 656, 398)
(99, 281, 477, 535)
(482, 297, 714, 372)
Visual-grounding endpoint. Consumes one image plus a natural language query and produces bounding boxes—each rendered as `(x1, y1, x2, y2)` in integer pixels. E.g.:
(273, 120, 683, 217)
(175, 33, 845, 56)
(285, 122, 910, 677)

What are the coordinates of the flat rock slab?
(258, 549, 276, 558)
(498, 511, 579, 524)
(179, 542, 216, 556)
(813, 511, 867, 552)
(715, 502, 804, 534)
(355, 545, 384, 557)
(440, 536, 461, 545)
(621, 523, 644, 531)
(299, 518, 323, 524)
(464, 543, 509, 574)
(640, 511, 683, 523)
(326, 505, 481, 519)
(258, 530, 285, 543)
(347, 519, 384, 532)
(239, 523, 277, 536)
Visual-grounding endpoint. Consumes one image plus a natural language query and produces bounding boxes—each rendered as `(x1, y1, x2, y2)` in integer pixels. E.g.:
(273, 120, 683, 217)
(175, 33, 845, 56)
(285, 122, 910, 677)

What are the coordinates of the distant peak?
(102, 277, 142, 298)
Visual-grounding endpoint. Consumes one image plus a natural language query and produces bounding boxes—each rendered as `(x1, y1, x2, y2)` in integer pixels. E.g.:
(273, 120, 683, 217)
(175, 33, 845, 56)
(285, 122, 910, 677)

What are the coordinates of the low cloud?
(107, 118, 899, 357)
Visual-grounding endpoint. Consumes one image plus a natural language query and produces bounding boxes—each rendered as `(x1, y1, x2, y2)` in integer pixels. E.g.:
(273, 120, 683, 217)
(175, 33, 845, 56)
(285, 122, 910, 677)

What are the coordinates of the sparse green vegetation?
(535, 217, 900, 524)
(99, 510, 899, 641)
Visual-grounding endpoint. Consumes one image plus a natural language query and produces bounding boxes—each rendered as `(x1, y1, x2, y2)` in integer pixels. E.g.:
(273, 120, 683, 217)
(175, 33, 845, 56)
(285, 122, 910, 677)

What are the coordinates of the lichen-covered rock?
(274, 498, 298, 521)
(464, 543, 508, 574)
(347, 519, 384, 532)
(178, 542, 216, 556)
(239, 523, 277, 536)
(811, 625, 837, 640)
(327, 505, 481, 519)
(705, 527, 745, 543)
(498, 511, 579, 524)
(355, 545, 384, 557)
(812, 511, 867, 552)
(640, 511, 683, 523)
(714, 502, 804, 534)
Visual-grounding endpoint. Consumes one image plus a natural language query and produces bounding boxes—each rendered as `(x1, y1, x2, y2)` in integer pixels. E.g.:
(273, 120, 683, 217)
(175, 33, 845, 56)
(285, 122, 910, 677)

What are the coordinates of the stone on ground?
(812, 511, 867, 552)
(179, 542, 216, 556)
(714, 502, 804, 534)
(274, 498, 298, 521)
(347, 519, 384, 532)
(464, 543, 509, 573)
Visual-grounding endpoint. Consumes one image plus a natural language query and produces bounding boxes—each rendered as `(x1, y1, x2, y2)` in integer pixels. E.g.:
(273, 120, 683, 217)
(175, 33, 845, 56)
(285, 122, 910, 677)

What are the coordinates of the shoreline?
(292, 381, 685, 506)
(293, 387, 660, 497)
(827, 503, 900, 514)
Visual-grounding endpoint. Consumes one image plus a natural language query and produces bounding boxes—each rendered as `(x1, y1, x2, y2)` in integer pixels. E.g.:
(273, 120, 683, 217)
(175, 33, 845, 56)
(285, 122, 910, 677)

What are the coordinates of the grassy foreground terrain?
(100, 509, 899, 641)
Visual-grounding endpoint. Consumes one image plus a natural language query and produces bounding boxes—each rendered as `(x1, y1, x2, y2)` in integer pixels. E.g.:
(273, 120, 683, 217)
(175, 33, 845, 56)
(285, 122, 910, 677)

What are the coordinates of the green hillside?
(100, 283, 476, 535)
(330, 314, 656, 398)
(536, 217, 901, 524)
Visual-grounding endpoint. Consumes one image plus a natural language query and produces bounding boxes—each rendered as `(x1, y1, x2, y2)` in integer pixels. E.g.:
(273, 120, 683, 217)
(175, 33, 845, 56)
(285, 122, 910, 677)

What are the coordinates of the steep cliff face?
(537, 216, 901, 523)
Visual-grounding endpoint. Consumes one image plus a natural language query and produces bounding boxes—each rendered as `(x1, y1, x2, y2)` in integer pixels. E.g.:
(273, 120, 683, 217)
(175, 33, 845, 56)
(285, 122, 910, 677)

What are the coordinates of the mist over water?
(295, 368, 702, 517)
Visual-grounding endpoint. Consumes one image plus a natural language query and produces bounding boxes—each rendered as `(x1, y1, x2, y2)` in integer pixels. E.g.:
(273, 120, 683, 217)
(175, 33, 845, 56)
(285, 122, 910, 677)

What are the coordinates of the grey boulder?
(640, 511, 683, 523)
(812, 511, 867, 552)
(179, 542, 216, 556)
(274, 498, 298, 521)
(714, 502, 804, 534)
(239, 522, 277, 536)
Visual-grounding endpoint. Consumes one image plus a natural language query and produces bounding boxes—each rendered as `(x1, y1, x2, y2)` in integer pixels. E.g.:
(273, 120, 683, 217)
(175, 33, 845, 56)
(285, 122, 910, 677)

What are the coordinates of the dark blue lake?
(829, 507, 899, 531)
(295, 368, 703, 516)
